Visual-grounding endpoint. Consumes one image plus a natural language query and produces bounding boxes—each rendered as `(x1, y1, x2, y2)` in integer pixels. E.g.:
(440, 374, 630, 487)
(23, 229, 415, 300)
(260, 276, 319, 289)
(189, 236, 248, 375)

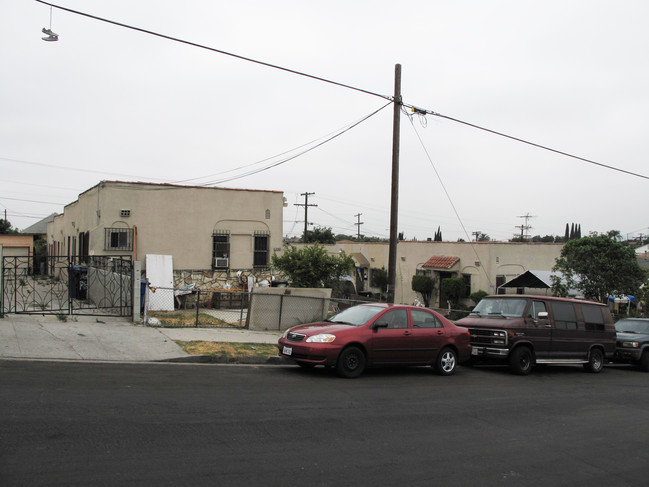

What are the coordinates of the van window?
(582, 304, 605, 331)
(528, 301, 547, 319)
(551, 302, 578, 330)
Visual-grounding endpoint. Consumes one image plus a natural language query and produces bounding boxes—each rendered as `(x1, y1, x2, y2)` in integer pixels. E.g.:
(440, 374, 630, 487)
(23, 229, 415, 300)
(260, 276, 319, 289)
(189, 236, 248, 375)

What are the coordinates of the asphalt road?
(1, 360, 648, 487)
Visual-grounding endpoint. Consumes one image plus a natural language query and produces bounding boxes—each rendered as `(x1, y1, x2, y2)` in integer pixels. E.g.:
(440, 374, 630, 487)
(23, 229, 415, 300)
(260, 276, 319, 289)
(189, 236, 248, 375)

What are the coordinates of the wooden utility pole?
(294, 192, 316, 242)
(387, 64, 402, 304)
(354, 213, 363, 239)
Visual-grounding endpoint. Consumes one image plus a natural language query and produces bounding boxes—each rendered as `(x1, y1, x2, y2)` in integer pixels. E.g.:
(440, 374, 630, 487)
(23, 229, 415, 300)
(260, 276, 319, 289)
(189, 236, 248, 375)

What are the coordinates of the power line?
(406, 106, 649, 181)
(37, 1, 648, 184)
(178, 102, 391, 186)
(36, 1, 392, 103)
(0, 156, 167, 181)
(196, 102, 391, 185)
(0, 196, 66, 205)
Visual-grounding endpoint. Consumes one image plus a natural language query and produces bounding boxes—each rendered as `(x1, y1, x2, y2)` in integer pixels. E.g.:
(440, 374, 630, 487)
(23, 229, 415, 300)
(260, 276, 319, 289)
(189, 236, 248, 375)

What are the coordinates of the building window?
(104, 228, 133, 251)
(212, 232, 230, 269)
(254, 233, 269, 267)
(265, 209, 271, 219)
(496, 275, 506, 294)
(462, 274, 472, 297)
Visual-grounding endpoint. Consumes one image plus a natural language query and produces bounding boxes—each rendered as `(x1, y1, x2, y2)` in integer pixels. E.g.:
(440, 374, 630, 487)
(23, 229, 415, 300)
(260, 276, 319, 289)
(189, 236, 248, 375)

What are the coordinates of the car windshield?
(471, 298, 527, 318)
(326, 305, 385, 326)
(615, 319, 649, 334)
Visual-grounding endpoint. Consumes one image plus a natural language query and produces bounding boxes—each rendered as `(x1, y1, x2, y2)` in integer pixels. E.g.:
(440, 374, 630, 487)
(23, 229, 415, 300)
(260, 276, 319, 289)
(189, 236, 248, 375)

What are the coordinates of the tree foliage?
(434, 226, 442, 241)
(303, 226, 336, 244)
(441, 277, 466, 306)
(0, 219, 18, 235)
(552, 235, 646, 302)
(470, 290, 488, 304)
(370, 267, 388, 291)
(271, 244, 355, 288)
(411, 274, 435, 307)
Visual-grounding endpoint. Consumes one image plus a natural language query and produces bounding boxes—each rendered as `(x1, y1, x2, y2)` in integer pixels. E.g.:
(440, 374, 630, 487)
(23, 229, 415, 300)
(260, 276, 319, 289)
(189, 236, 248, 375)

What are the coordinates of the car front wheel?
(436, 347, 457, 376)
(336, 346, 366, 378)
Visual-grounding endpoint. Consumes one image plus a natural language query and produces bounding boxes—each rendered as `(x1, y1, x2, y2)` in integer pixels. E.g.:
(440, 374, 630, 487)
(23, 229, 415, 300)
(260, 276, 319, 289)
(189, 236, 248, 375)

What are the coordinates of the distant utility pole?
(514, 213, 535, 240)
(354, 213, 364, 239)
(472, 231, 481, 241)
(294, 192, 317, 242)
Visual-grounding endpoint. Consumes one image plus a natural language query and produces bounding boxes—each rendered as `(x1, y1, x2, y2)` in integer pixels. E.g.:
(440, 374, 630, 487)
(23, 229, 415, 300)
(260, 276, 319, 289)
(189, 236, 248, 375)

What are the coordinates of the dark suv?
(613, 318, 649, 371)
(455, 295, 616, 375)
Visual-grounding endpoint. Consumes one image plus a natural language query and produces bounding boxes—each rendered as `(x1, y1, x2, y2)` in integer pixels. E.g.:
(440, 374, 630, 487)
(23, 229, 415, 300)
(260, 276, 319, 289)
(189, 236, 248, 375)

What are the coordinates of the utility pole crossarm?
(294, 192, 317, 242)
(354, 213, 364, 239)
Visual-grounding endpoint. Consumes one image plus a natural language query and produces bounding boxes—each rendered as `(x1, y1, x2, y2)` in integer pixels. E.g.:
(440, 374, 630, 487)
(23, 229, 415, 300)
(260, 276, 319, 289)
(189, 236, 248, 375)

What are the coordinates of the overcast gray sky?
(2, 0, 648, 241)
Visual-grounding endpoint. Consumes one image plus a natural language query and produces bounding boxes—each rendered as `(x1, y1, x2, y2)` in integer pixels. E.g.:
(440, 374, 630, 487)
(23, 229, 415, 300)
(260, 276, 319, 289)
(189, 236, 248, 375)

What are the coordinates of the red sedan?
(277, 303, 471, 378)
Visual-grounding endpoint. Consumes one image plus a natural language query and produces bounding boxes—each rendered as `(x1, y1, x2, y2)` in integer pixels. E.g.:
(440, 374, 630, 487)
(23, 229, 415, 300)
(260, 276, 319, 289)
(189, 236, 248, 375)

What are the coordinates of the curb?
(161, 355, 291, 365)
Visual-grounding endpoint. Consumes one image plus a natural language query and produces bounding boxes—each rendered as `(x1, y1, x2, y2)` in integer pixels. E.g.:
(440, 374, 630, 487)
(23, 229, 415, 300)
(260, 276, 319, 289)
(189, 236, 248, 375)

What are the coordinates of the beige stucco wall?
(290, 240, 564, 306)
(48, 181, 284, 271)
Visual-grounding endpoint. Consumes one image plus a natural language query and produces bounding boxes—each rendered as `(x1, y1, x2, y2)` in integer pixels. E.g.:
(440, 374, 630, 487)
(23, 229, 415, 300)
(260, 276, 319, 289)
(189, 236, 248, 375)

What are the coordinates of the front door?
(370, 309, 414, 364)
(525, 300, 552, 359)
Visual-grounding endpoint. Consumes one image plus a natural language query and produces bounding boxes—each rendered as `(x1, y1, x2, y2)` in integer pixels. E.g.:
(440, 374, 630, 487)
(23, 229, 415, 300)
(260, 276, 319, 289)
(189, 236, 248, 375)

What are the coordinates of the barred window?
(104, 228, 133, 251)
(212, 232, 230, 269)
(254, 233, 269, 267)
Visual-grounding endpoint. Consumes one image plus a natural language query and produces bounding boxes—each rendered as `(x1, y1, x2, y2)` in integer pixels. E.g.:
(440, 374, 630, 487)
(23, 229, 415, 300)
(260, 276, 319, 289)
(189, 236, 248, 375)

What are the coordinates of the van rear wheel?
(584, 348, 604, 373)
(509, 347, 533, 375)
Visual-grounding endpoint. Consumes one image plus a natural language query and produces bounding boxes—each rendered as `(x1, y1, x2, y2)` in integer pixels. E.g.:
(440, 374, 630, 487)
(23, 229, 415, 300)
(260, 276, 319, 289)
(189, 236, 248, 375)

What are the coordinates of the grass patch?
(175, 341, 278, 360)
(148, 310, 238, 327)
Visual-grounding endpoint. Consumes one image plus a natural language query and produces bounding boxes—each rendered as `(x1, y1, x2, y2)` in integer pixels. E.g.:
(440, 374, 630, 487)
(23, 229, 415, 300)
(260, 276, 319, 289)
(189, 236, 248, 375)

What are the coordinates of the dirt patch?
(175, 341, 278, 361)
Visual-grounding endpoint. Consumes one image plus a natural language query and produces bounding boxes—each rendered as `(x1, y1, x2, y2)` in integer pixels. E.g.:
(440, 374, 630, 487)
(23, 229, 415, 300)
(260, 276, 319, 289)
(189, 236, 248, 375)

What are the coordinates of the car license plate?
(283, 346, 292, 356)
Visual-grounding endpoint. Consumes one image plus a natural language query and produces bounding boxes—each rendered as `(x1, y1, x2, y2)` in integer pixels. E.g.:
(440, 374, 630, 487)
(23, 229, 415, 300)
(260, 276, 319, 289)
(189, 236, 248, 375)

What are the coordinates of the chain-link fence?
(142, 283, 473, 329)
(143, 285, 249, 328)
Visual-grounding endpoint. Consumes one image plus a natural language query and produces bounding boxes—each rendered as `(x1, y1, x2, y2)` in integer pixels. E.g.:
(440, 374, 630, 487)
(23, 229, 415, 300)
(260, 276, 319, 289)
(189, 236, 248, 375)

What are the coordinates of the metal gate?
(1, 255, 133, 317)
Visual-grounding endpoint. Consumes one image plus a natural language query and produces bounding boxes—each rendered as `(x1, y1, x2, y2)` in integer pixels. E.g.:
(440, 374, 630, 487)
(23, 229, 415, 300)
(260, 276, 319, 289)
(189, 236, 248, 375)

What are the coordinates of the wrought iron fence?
(1, 255, 132, 316)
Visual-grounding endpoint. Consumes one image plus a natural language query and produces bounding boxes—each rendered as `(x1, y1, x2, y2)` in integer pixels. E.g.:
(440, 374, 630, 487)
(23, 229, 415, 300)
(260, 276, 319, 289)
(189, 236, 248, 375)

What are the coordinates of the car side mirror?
(371, 321, 389, 330)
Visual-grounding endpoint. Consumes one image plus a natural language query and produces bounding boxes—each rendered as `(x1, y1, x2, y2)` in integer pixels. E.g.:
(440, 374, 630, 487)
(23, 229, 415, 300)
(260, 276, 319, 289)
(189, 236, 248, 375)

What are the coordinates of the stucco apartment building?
(314, 240, 565, 307)
(48, 181, 286, 284)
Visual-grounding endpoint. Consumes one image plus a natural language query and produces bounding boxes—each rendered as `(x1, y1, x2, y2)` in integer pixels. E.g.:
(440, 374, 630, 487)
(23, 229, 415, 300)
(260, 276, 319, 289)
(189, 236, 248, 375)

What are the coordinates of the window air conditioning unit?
(214, 258, 229, 268)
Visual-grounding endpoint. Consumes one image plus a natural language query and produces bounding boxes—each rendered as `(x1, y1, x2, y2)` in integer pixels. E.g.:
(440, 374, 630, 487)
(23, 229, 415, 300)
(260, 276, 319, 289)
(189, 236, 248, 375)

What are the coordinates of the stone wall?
(171, 268, 277, 291)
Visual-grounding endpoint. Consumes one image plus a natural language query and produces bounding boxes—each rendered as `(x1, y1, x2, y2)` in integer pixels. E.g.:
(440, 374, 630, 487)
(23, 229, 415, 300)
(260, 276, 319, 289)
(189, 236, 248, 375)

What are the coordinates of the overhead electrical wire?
(406, 112, 494, 288)
(195, 102, 391, 186)
(404, 104, 649, 181)
(35, 0, 392, 103)
(0, 156, 167, 182)
(174, 102, 392, 186)
(37, 0, 649, 185)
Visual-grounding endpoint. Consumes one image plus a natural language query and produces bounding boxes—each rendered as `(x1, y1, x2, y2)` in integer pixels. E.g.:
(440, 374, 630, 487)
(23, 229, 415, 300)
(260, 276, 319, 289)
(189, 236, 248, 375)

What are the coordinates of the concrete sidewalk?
(0, 313, 282, 363)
